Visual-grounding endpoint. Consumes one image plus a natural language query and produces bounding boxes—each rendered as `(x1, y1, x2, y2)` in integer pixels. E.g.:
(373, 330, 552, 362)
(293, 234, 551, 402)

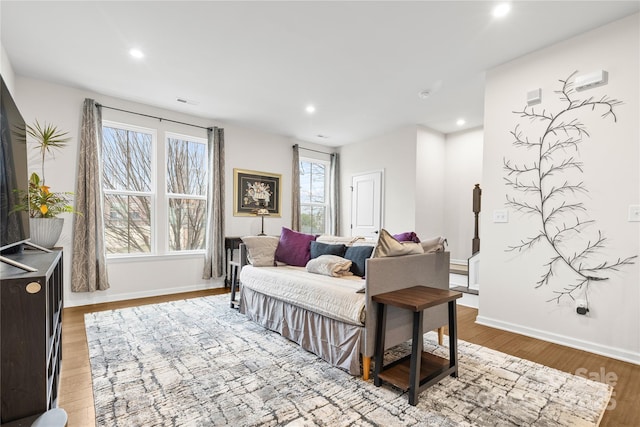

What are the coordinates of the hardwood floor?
(59, 290, 639, 427)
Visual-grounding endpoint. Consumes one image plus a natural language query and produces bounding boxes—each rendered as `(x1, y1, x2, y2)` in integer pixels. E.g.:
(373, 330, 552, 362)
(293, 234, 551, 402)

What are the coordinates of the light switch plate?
(493, 209, 509, 223)
(629, 205, 640, 222)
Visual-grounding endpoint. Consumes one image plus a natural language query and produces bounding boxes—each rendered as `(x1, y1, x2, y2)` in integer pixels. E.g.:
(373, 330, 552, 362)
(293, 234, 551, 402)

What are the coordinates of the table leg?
(373, 302, 387, 386)
(230, 264, 237, 308)
(224, 247, 230, 287)
(409, 310, 424, 406)
(448, 300, 458, 378)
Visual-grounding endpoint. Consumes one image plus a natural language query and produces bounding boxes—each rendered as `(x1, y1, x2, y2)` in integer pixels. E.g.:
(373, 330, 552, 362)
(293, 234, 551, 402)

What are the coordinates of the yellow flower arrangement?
(14, 172, 76, 218)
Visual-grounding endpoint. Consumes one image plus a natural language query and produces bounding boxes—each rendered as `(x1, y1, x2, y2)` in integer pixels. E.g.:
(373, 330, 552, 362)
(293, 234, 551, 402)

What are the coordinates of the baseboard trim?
(450, 258, 467, 265)
(65, 283, 225, 308)
(475, 315, 640, 365)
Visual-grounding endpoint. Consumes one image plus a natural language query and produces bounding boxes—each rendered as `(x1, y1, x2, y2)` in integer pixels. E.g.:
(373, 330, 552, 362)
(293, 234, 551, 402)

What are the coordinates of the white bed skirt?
(239, 286, 363, 375)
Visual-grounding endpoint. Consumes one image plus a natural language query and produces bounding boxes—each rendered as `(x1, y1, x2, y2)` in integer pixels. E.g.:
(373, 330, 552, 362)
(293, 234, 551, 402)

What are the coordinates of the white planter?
(29, 217, 64, 249)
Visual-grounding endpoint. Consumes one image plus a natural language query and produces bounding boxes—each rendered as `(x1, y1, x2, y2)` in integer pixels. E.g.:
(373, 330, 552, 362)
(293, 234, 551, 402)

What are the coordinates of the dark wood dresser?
(1, 250, 63, 424)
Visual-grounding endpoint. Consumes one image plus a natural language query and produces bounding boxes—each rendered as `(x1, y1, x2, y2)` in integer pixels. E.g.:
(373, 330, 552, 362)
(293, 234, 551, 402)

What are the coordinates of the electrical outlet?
(493, 209, 508, 223)
(575, 299, 589, 315)
(629, 205, 640, 222)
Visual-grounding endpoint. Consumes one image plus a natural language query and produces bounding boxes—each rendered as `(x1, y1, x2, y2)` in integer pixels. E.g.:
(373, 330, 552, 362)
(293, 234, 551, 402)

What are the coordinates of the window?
(166, 134, 207, 251)
(299, 158, 329, 234)
(102, 124, 154, 255)
(102, 122, 208, 256)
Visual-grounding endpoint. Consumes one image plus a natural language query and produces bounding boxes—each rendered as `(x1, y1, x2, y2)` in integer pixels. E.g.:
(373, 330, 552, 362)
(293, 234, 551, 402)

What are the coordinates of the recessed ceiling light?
(492, 3, 511, 18)
(456, 118, 466, 126)
(305, 105, 316, 114)
(129, 48, 144, 59)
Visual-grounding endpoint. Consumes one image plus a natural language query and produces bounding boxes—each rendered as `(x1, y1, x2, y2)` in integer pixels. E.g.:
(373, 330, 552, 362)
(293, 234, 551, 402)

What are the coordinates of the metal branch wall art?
(503, 71, 637, 305)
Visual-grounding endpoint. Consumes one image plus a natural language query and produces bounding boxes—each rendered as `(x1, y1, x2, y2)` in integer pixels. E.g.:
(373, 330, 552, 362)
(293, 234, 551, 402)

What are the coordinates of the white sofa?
(237, 234, 450, 379)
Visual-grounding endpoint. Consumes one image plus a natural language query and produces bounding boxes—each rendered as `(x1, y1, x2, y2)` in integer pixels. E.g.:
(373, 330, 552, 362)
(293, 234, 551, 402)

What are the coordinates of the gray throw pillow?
(344, 245, 374, 277)
(310, 241, 347, 259)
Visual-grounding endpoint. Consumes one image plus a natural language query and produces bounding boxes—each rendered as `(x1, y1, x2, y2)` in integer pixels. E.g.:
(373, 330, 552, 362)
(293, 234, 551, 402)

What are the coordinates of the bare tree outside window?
(102, 125, 208, 255)
(102, 126, 153, 254)
(166, 137, 207, 251)
(300, 160, 327, 234)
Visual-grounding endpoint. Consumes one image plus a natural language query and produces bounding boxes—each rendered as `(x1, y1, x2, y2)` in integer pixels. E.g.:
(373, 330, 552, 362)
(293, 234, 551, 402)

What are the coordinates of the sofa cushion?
(374, 229, 424, 258)
(241, 236, 279, 267)
(344, 245, 374, 277)
(275, 227, 317, 267)
(393, 231, 421, 243)
(310, 241, 347, 259)
(421, 236, 447, 253)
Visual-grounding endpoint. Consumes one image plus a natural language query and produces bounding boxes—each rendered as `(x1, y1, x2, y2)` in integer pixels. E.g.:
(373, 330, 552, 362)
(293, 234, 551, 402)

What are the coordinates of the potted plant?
(13, 120, 78, 248)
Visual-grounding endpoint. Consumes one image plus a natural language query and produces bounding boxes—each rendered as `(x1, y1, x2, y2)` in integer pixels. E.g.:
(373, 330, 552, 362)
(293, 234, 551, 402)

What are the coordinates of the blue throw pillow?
(310, 241, 347, 259)
(344, 245, 374, 277)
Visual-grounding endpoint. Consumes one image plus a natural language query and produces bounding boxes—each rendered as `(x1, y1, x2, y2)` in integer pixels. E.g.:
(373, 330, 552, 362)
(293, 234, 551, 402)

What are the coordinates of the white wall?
(341, 123, 483, 261)
(14, 77, 300, 307)
(1, 43, 16, 94)
(339, 125, 417, 235)
(415, 126, 446, 244)
(224, 126, 296, 237)
(479, 14, 639, 363)
(443, 127, 483, 262)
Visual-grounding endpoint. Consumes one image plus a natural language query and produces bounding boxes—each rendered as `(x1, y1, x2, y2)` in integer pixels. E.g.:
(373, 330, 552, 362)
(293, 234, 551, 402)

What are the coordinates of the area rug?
(85, 295, 611, 426)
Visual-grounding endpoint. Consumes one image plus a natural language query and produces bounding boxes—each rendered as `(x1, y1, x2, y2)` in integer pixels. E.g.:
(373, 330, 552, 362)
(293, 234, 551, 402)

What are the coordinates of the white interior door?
(351, 171, 383, 238)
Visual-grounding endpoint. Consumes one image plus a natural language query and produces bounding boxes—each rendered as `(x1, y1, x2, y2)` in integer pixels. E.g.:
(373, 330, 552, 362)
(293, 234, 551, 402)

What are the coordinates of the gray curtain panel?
(292, 144, 301, 231)
(71, 99, 110, 292)
(330, 153, 340, 235)
(202, 127, 225, 279)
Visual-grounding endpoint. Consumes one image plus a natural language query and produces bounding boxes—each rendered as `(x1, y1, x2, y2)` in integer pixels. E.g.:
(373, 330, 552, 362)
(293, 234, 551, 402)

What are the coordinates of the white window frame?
(299, 156, 330, 235)
(102, 122, 209, 258)
(165, 132, 208, 254)
(102, 121, 157, 257)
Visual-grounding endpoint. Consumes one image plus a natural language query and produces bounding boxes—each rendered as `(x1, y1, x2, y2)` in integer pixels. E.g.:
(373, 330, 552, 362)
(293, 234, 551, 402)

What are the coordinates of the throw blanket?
(240, 265, 366, 325)
(306, 255, 353, 277)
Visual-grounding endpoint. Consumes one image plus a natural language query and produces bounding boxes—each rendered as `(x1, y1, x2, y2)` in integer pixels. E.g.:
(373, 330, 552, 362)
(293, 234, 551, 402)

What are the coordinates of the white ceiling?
(2, 1, 638, 146)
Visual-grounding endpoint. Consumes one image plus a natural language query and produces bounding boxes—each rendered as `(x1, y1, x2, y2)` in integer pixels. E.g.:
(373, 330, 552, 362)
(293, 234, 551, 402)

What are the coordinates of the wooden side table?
(372, 286, 462, 406)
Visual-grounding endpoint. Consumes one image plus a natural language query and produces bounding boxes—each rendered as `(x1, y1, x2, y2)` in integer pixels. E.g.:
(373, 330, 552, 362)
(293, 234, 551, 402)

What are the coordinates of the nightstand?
(372, 286, 462, 406)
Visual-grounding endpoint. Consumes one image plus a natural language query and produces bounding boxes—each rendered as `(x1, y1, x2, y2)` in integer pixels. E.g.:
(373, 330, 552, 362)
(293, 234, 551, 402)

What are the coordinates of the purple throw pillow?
(275, 227, 317, 266)
(393, 231, 421, 243)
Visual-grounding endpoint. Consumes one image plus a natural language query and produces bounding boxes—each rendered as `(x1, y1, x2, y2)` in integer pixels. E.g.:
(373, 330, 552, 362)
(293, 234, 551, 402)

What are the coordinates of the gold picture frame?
(233, 168, 282, 217)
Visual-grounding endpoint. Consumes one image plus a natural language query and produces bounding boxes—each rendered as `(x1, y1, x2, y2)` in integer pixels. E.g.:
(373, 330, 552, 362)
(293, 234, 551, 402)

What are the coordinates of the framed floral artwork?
(233, 168, 282, 217)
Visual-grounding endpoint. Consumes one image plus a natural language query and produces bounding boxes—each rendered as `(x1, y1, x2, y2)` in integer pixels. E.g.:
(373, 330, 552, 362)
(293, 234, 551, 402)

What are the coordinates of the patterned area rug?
(85, 295, 611, 426)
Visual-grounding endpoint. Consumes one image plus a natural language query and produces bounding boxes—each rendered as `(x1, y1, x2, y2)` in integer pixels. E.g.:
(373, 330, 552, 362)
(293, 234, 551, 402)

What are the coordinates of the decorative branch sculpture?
(504, 71, 636, 305)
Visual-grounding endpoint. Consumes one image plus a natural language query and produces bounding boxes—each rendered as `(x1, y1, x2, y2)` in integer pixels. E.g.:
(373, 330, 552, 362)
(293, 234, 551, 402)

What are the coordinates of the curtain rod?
(96, 103, 212, 131)
(294, 144, 335, 156)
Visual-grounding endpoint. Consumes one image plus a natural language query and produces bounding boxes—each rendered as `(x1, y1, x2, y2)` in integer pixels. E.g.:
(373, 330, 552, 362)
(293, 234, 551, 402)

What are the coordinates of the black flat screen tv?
(0, 75, 30, 253)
